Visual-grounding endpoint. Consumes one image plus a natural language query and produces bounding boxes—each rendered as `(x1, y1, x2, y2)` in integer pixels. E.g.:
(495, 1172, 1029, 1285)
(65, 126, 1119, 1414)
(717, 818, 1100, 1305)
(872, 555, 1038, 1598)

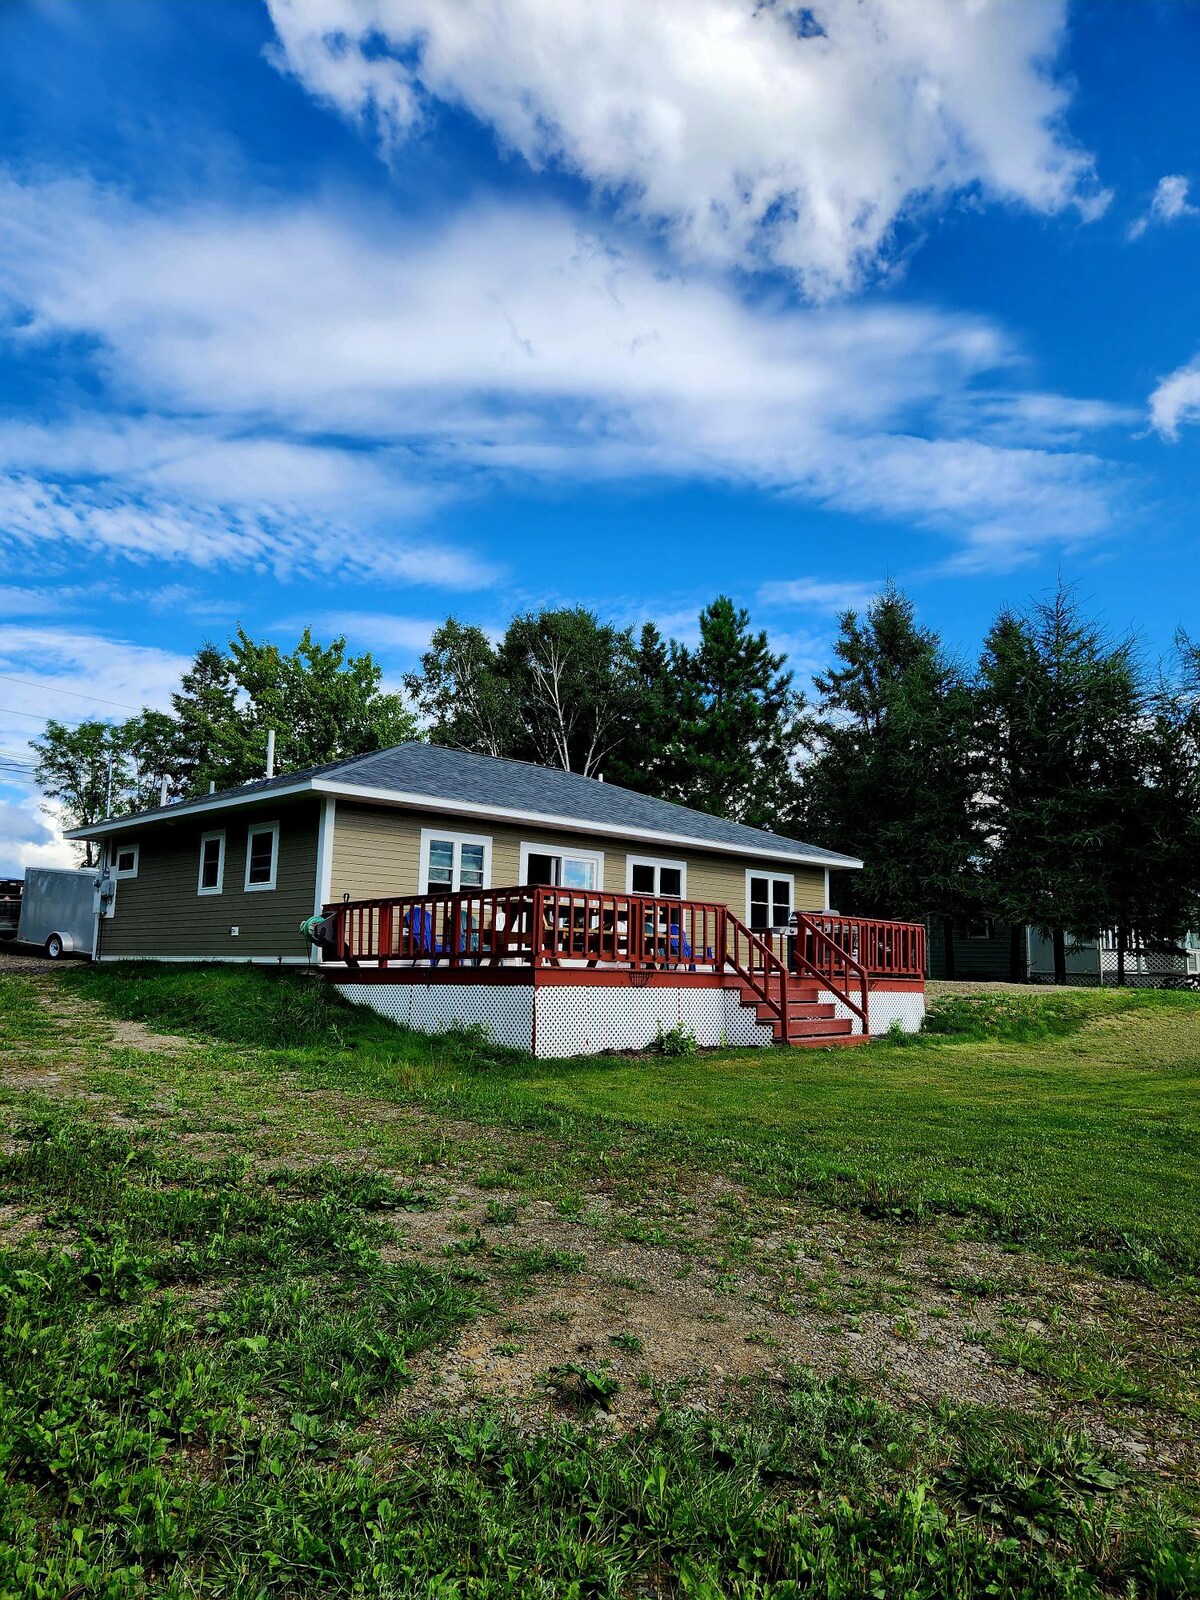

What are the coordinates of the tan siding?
(328, 803, 830, 918)
(102, 798, 321, 959)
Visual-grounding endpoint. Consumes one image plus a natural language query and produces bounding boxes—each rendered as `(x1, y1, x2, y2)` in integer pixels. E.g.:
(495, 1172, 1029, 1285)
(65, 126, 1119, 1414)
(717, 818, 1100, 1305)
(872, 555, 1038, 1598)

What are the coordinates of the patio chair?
(403, 905, 444, 965)
(668, 921, 714, 971)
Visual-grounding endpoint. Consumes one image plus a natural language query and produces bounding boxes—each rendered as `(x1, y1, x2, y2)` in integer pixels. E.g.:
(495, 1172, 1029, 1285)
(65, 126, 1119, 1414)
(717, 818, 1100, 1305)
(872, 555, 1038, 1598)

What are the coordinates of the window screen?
(772, 879, 791, 925)
(247, 830, 275, 885)
(199, 837, 222, 890)
(559, 856, 596, 890)
(427, 839, 455, 888)
(749, 876, 770, 929)
(659, 866, 683, 898)
(749, 875, 791, 929)
(630, 862, 655, 894)
(459, 842, 485, 889)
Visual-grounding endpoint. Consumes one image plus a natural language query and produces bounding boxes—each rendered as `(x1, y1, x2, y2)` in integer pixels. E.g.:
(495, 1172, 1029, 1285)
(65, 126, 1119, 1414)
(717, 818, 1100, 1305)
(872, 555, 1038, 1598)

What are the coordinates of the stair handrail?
(792, 913, 870, 1036)
(721, 909, 790, 1037)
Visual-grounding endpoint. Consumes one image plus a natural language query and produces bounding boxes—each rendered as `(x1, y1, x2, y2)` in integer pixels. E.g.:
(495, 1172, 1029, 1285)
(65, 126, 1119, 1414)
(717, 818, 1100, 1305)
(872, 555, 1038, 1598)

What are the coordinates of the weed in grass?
(500, 1244, 586, 1283)
(544, 1361, 622, 1412)
(609, 1331, 645, 1355)
(483, 1199, 519, 1226)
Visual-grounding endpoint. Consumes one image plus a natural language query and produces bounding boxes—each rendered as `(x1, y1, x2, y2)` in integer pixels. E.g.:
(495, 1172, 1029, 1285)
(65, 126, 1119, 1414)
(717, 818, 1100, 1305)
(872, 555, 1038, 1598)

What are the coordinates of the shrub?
(652, 1023, 698, 1058)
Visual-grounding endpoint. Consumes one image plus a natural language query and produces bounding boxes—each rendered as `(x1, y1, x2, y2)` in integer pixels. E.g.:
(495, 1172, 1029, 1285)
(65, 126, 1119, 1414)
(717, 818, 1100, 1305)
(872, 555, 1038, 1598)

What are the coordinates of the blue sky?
(0, 0, 1197, 870)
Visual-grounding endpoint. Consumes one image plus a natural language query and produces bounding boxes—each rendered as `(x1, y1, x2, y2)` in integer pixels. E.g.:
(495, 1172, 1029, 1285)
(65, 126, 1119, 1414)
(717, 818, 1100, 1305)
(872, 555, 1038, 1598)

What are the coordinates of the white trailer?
(16, 867, 97, 959)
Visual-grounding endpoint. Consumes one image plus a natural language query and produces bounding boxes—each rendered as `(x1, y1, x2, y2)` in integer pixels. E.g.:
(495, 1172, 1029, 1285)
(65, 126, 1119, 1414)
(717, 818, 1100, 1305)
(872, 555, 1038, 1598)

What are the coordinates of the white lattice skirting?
(335, 980, 924, 1056)
(335, 981, 779, 1057)
(336, 983, 535, 1052)
(828, 986, 925, 1036)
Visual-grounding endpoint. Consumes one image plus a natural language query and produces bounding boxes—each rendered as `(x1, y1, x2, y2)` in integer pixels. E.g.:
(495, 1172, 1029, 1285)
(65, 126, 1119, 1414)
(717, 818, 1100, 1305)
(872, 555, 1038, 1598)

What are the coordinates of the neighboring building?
(68, 743, 926, 1053)
(928, 918, 1200, 985)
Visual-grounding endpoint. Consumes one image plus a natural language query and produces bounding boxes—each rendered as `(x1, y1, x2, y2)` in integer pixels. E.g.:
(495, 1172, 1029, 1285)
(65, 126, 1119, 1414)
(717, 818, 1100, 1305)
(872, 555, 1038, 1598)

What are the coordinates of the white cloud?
(266, 0, 1107, 298)
(758, 577, 885, 612)
(1149, 353, 1200, 441)
(0, 625, 191, 873)
(303, 610, 440, 657)
(1127, 175, 1198, 241)
(0, 173, 1125, 574)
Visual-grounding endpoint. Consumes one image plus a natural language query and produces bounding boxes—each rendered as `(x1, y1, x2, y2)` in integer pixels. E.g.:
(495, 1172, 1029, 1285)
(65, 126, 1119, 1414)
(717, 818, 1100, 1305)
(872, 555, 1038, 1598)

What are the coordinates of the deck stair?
(730, 977, 868, 1047)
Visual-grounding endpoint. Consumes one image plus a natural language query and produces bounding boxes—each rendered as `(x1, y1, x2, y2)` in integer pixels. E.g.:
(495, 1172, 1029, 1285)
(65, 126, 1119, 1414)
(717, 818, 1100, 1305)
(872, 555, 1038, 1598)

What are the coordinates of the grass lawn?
(1, 963, 1198, 1596)
(481, 989, 1200, 1279)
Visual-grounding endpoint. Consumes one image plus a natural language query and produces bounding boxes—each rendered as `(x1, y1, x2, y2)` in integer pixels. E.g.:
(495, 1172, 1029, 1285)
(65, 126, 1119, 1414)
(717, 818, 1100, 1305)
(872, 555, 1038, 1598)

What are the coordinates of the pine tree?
(795, 588, 984, 949)
(978, 588, 1140, 982)
(659, 597, 803, 828)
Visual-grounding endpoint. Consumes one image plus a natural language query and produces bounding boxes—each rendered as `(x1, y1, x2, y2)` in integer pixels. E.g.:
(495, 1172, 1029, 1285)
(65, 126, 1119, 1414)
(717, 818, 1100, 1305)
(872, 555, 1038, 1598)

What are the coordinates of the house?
(927, 919, 1200, 986)
(67, 742, 926, 1055)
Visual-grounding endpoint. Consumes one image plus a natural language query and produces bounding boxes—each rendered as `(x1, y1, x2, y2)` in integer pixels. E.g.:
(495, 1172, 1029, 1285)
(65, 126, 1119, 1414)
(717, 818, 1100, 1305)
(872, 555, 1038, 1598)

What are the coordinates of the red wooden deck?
(315, 885, 925, 1047)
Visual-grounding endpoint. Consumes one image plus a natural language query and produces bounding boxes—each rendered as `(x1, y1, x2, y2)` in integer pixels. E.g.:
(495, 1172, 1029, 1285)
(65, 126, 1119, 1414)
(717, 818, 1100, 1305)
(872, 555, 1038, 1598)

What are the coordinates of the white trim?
(315, 797, 336, 914)
(97, 954, 311, 966)
(64, 775, 863, 871)
(745, 868, 794, 930)
(824, 867, 831, 912)
(66, 780, 313, 838)
(91, 843, 105, 961)
(519, 841, 605, 891)
(419, 827, 493, 894)
(197, 830, 226, 896)
(112, 841, 139, 879)
(244, 820, 280, 892)
(625, 853, 687, 898)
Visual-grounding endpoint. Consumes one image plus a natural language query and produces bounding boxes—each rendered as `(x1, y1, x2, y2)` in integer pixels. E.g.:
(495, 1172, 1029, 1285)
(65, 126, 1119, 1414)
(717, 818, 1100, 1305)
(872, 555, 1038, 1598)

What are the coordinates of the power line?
(0, 672, 142, 713)
(0, 705, 113, 726)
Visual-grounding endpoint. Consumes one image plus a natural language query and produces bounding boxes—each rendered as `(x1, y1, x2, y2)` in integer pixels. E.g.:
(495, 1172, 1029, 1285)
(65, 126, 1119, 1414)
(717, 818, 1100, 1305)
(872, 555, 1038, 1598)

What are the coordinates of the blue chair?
(669, 922, 714, 971)
(404, 906, 444, 965)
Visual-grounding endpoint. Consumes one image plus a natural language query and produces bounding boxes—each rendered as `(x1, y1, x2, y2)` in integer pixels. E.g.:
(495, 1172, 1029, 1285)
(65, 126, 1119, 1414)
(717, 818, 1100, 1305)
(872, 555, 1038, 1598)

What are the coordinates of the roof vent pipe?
(159, 774, 169, 807)
(208, 781, 215, 794)
(265, 729, 276, 780)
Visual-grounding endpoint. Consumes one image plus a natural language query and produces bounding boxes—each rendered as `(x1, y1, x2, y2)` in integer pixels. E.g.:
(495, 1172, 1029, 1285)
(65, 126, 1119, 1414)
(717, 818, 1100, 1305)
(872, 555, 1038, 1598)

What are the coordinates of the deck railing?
(319, 886, 926, 1038)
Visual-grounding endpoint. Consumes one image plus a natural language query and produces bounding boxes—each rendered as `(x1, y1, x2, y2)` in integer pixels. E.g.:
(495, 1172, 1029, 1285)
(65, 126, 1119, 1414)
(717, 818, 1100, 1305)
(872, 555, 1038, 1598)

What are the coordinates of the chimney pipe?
(265, 729, 276, 780)
(208, 780, 215, 794)
(159, 774, 169, 807)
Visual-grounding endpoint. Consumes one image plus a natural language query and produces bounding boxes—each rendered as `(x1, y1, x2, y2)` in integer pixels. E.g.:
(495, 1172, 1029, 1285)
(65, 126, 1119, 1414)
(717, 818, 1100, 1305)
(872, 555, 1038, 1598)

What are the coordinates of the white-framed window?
(197, 830, 225, 896)
(746, 870, 793, 931)
(244, 821, 280, 892)
(419, 828, 492, 894)
(626, 855, 687, 899)
(112, 842, 139, 879)
(519, 842, 604, 892)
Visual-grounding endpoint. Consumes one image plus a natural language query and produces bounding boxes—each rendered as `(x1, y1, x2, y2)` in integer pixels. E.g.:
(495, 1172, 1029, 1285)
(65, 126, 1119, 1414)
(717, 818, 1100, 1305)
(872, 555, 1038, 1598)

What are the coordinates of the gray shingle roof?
(71, 742, 861, 867)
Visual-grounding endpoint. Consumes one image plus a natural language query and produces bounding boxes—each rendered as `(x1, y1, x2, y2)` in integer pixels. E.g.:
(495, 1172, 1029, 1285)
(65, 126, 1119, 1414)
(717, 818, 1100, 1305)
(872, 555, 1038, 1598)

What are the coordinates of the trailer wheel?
(45, 933, 65, 960)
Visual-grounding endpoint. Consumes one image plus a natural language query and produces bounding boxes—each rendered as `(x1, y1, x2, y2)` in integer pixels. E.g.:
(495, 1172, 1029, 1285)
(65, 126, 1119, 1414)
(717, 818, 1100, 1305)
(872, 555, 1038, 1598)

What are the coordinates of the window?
(112, 842, 139, 879)
(746, 871, 793, 931)
(519, 843, 604, 891)
(626, 856, 687, 898)
(419, 829, 492, 893)
(197, 831, 225, 896)
(244, 821, 280, 892)
(961, 917, 995, 941)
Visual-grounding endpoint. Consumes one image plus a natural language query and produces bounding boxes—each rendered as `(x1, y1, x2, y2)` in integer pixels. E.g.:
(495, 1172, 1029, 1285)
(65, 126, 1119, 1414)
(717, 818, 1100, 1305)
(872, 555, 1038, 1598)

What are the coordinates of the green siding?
(101, 798, 321, 960)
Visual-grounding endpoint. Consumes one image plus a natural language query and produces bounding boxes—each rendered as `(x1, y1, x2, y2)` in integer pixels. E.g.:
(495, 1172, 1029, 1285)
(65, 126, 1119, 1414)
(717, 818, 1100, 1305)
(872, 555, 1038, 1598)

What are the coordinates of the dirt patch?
(376, 1176, 1194, 1469)
(108, 1018, 193, 1053)
(0, 947, 85, 974)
